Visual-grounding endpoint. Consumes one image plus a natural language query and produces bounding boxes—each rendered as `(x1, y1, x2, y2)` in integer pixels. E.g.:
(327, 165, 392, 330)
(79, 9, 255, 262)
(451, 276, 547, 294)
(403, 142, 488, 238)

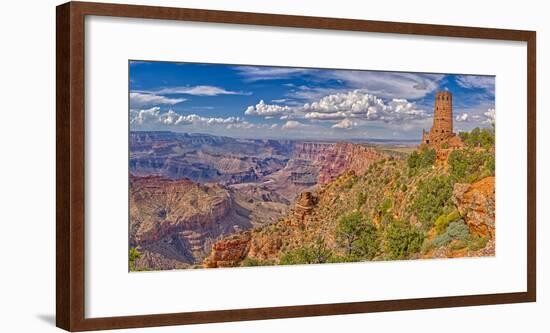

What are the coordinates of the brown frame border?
(56, 1, 536, 331)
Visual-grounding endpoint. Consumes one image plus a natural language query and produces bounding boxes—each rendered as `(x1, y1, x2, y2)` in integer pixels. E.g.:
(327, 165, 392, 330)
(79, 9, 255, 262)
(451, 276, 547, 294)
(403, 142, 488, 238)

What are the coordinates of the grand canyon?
(129, 62, 496, 271)
(129, 131, 396, 269)
(129, 110, 495, 270)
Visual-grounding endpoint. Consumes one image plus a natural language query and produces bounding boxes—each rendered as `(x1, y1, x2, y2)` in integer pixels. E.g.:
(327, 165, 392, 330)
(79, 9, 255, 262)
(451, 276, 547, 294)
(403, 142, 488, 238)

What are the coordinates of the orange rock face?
(203, 232, 252, 268)
(453, 176, 495, 239)
(293, 191, 317, 220)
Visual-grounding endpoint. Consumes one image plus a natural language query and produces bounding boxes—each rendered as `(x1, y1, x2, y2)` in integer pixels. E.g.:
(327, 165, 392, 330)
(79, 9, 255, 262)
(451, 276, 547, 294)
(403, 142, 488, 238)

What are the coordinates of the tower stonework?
(421, 91, 462, 148)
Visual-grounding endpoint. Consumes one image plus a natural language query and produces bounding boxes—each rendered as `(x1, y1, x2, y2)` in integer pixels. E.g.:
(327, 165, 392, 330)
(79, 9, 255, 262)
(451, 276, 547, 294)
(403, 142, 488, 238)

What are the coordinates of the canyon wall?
(293, 142, 385, 184)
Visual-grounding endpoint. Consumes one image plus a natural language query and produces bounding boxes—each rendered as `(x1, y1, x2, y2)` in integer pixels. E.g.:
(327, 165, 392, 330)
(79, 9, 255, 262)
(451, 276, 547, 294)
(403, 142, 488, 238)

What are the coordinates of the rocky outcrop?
(203, 232, 252, 268)
(453, 176, 495, 239)
(293, 191, 317, 221)
(204, 190, 322, 266)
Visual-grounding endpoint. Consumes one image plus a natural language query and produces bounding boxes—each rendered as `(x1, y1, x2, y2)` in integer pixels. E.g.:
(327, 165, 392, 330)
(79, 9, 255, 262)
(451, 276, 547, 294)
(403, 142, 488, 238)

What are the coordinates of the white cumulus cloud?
(245, 100, 293, 117)
(484, 108, 495, 124)
(302, 90, 427, 123)
(304, 111, 349, 120)
(130, 107, 245, 128)
(455, 113, 470, 122)
(282, 120, 308, 130)
(332, 118, 358, 129)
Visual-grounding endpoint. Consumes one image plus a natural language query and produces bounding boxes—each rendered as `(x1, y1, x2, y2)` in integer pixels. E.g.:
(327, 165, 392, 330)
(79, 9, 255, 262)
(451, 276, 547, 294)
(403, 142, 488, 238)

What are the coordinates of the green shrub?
(344, 175, 358, 189)
(327, 255, 360, 263)
(432, 220, 469, 248)
(446, 220, 470, 241)
(434, 210, 461, 235)
(352, 222, 380, 260)
(279, 237, 332, 265)
(407, 148, 436, 173)
(336, 212, 364, 256)
(336, 212, 380, 259)
(411, 176, 454, 230)
(379, 198, 392, 214)
(407, 150, 419, 169)
(432, 233, 451, 248)
(468, 235, 489, 251)
(450, 240, 468, 251)
(129, 247, 140, 271)
(421, 239, 434, 254)
(485, 154, 495, 174)
(357, 192, 367, 208)
(459, 127, 495, 149)
(401, 184, 408, 192)
(384, 220, 424, 259)
(241, 257, 274, 267)
(448, 149, 495, 183)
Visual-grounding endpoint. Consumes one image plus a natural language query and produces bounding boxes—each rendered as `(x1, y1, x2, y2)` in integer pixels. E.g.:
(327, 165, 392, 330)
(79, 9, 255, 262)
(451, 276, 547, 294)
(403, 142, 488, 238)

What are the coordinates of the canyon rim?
(128, 61, 496, 271)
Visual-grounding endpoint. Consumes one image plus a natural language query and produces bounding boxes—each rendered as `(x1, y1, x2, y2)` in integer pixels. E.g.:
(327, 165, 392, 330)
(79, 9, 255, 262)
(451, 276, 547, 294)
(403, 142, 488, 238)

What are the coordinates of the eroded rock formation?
(203, 232, 252, 268)
(453, 176, 495, 239)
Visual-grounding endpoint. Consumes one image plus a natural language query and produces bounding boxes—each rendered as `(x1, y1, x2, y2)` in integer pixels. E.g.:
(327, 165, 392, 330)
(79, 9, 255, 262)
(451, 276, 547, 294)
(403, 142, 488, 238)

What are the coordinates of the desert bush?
(434, 210, 462, 235)
(129, 247, 140, 271)
(467, 235, 490, 251)
(279, 237, 332, 265)
(421, 239, 434, 254)
(241, 257, 274, 267)
(448, 149, 494, 183)
(352, 222, 380, 260)
(326, 255, 360, 263)
(407, 147, 436, 173)
(411, 176, 454, 230)
(357, 192, 367, 208)
(344, 175, 358, 189)
(383, 220, 424, 259)
(379, 198, 392, 214)
(432, 220, 469, 248)
(336, 212, 380, 259)
(336, 212, 364, 256)
(458, 127, 495, 149)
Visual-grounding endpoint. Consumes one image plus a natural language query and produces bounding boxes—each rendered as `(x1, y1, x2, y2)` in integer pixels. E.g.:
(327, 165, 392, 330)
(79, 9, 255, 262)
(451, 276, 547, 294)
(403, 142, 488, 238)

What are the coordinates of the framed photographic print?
(56, 1, 536, 331)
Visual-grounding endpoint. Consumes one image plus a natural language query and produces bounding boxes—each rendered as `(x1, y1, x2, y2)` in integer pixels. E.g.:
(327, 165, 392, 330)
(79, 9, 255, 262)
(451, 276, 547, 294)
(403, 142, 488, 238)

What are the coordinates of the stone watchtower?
(421, 91, 458, 146)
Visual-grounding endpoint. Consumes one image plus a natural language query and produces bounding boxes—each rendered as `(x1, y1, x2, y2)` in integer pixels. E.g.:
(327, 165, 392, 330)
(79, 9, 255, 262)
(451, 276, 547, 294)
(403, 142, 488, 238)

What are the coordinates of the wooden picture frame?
(56, 1, 536, 331)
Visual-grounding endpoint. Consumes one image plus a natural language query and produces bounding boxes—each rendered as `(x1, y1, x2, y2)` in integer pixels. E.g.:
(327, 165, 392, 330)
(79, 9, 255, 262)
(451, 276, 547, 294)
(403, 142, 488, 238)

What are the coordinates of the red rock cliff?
(293, 142, 384, 184)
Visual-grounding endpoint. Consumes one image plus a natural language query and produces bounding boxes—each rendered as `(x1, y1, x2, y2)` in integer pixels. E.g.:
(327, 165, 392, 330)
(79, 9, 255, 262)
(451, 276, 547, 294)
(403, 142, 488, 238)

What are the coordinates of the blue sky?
(129, 61, 495, 141)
